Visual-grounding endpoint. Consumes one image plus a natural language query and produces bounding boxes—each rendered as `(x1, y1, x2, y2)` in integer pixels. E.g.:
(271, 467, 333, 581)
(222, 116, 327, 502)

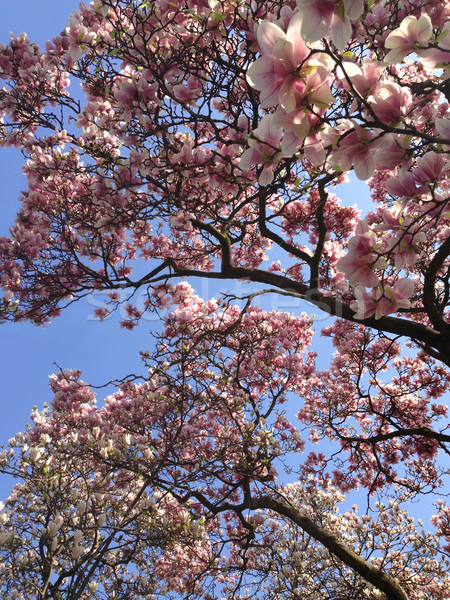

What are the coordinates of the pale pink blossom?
(387, 231, 426, 270)
(72, 544, 85, 559)
(282, 58, 334, 113)
(46, 515, 64, 538)
(247, 12, 334, 121)
(296, 0, 364, 49)
(277, 109, 314, 153)
(376, 208, 427, 269)
(374, 135, 412, 170)
(28, 447, 43, 462)
(414, 152, 449, 185)
(336, 252, 381, 287)
(336, 221, 387, 287)
(435, 117, 450, 140)
(239, 114, 286, 185)
(370, 82, 412, 125)
(350, 278, 415, 319)
(384, 15, 433, 64)
(169, 211, 195, 232)
(417, 22, 450, 75)
(65, 12, 96, 62)
(303, 133, 327, 165)
(273, 58, 332, 156)
(73, 530, 83, 545)
(346, 220, 378, 254)
(246, 13, 310, 109)
(329, 124, 382, 179)
(385, 168, 428, 198)
(338, 61, 386, 100)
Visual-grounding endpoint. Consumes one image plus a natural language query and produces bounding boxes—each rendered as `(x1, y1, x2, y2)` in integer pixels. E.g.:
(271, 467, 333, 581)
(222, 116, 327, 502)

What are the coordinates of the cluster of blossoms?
(244, 6, 449, 184)
(240, 3, 449, 319)
(0, 291, 449, 598)
(0, 0, 449, 598)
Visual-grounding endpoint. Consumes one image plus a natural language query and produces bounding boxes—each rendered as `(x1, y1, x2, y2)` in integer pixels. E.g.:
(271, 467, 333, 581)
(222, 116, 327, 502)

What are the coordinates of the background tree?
(0, 0, 449, 598)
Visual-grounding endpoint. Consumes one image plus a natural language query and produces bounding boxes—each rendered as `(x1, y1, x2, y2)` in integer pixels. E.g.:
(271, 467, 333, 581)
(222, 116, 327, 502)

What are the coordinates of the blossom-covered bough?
(0, 0, 449, 598)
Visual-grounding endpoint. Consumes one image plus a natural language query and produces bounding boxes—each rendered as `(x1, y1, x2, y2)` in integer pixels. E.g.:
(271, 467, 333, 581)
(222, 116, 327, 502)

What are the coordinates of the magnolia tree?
(0, 0, 450, 598)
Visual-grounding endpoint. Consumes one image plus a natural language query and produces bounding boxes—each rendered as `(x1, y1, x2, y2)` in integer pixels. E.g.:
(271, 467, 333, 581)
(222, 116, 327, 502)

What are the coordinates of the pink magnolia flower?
(387, 231, 427, 270)
(246, 13, 310, 110)
(336, 221, 387, 287)
(277, 109, 314, 153)
(296, 0, 364, 50)
(303, 133, 327, 165)
(374, 135, 412, 170)
(336, 251, 382, 288)
(376, 207, 427, 270)
(413, 152, 449, 185)
(172, 76, 202, 107)
(239, 114, 286, 185)
(329, 124, 382, 180)
(435, 117, 450, 140)
(46, 515, 64, 538)
(247, 12, 334, 120)
(345, 221, 376, 255)
(384, 14, 433, 64)
(273, 56, 333, 155)
(169, 210, 195, 232)
(338, 61, 386, 99)
(385, 168, 428, 198)
(72, 544, 85, 560)
(279, 55, 334, 113)
(276, 110, 327, 164)
(419, 22, 450, 76)
(350, 278, 415, 320)
(369, 82, 412, 125)
(65, 12, 96, 62)
(375, 202, 405, 233)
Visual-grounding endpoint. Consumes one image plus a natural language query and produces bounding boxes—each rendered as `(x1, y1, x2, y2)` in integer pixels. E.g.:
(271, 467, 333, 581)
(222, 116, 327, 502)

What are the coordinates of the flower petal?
(257, 21, 287, 55)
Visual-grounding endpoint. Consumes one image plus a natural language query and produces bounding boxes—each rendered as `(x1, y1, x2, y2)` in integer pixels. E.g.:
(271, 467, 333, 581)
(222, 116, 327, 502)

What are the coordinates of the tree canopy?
(0, 0, 449, 598)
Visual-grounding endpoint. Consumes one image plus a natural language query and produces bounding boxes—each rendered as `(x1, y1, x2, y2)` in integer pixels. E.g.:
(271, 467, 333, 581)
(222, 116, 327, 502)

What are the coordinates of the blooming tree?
(0, 0, 449, 598)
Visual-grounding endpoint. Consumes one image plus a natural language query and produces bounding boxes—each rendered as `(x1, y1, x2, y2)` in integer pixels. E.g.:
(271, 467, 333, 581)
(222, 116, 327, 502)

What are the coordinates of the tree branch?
(257, 190, 313, 264)
(423, 234, 450, 334)
(309, 174, 336, 290)
(252, 495, 409, 600)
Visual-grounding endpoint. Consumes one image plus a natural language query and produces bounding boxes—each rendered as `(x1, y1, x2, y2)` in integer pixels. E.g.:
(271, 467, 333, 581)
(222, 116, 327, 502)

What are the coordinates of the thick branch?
(162, 262, 450, 364)
(191, 219, 234, 270)
(423, 234, 450, 334)
(309, 174, 336, 289)
(137, 255, 450, 365)
(252, 495, 409, 600)
(346, 426, 450, 446)
(224, 266, 450, 363)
